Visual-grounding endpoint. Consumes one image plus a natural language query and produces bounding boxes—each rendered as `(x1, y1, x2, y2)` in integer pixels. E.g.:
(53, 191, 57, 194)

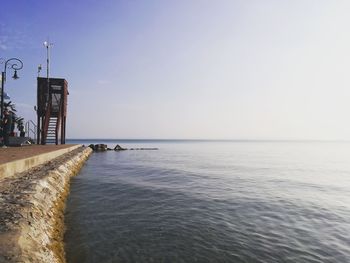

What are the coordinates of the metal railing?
(25, 120, 38, 141)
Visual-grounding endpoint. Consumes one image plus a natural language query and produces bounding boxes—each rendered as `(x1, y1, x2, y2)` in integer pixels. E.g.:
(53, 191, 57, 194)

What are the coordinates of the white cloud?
(0, 23, 31, 51)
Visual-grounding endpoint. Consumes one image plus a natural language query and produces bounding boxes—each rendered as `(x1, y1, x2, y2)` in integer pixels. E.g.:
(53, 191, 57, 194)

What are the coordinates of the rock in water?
(94, 144, 108, 151)
(114, 144, 126, 151)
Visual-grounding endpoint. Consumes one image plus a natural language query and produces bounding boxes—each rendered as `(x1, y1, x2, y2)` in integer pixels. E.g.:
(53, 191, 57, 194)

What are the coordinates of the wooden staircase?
(41, 94, 62, 145)
(46, 116, 59, 144)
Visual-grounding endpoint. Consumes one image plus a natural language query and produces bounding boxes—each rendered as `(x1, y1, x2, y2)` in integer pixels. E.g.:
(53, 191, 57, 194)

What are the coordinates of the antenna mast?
(43, 39, 53, 101)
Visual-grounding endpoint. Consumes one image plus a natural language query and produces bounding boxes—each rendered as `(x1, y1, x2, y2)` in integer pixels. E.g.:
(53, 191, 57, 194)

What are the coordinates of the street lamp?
(1, 58, 23, 120)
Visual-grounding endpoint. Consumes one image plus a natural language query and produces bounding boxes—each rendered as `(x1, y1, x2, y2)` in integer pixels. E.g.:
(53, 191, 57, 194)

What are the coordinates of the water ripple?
(65, 142, 350, 262)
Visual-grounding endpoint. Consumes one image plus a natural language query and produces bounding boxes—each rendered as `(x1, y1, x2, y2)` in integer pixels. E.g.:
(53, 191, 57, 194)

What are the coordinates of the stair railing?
(25, 120, 38, 140)
(55, 98, 63, 145)
(41, 100, 52, 144)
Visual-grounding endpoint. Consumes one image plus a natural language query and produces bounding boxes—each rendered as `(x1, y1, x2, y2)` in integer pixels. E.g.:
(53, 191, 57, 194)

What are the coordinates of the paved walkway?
(0, 144, 80, 165)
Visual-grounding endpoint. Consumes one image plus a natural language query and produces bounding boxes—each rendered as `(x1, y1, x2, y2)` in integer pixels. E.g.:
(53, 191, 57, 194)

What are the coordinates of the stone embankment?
(0, 146, 92, 263)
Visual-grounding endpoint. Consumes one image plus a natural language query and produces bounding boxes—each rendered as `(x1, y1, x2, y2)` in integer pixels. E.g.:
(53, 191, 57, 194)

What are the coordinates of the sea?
(63, 140, 350, 263)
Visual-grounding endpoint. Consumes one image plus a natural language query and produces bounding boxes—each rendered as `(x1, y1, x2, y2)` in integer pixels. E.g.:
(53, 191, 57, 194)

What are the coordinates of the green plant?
(4, 101, 17, 112)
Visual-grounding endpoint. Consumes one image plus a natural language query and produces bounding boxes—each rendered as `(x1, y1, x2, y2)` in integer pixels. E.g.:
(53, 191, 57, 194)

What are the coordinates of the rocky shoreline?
(0, 146, 92, 263)
(89, 143, 158, 151)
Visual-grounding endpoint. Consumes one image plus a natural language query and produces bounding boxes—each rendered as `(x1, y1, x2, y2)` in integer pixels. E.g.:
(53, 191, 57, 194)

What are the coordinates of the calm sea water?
(64, 140, 350, 263)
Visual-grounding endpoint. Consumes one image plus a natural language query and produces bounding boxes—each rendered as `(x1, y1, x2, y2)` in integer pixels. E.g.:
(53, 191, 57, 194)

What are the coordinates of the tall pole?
(41, 40, 52, 145)
(1, 71, 5, 121)
(43, 40, 52, 101)
(46, 44, 49, 80)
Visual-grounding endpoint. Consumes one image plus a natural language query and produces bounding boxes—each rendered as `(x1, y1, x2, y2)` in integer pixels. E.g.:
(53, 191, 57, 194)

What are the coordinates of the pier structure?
(0, 144, 92, 263)
(0, 144, 80, 179)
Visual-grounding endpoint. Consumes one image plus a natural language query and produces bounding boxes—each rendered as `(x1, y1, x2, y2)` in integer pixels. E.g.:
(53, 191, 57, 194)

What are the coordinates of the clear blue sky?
(1, 0, 350, 140)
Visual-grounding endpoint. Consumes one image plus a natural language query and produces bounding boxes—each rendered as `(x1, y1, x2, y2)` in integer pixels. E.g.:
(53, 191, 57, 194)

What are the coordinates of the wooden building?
(37, 77, 68, 145)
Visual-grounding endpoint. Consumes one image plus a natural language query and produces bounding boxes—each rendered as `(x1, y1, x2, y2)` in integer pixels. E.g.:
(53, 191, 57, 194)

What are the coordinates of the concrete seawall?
(0, 146, 93, 263)
(0, 144, 82, 180)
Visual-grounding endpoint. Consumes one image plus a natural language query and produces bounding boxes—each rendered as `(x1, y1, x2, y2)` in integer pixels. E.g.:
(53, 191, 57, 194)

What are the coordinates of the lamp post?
(1, 58, 23, 120)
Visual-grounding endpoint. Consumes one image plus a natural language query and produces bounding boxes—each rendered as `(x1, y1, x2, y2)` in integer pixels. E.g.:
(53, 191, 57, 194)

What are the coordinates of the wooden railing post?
(41, 100, 52, 145)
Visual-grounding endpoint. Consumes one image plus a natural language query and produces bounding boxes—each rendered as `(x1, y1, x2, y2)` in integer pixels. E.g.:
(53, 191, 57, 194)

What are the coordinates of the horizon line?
(66, 138, 350, 143)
